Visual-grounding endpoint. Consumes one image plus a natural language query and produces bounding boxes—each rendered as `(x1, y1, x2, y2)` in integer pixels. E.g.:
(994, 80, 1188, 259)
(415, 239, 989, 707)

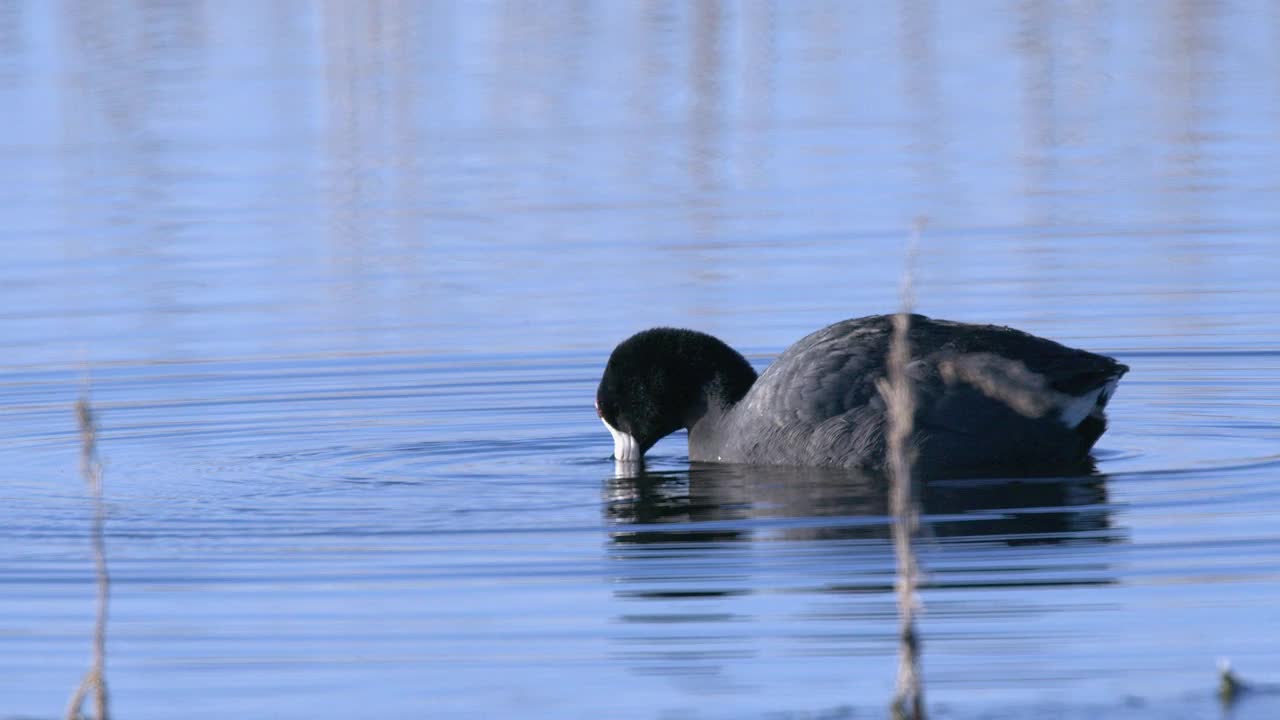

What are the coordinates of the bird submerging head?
(596, 314, 1128, 479)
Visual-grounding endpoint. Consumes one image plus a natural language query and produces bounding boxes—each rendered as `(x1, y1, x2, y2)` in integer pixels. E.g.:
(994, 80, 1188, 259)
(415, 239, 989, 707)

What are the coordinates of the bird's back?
(702, 315, 1127, 477)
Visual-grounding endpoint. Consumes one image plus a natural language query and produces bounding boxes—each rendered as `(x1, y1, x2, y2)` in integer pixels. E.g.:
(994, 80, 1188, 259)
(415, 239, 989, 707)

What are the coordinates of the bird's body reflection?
(606, 460, 1117, 547)
(603, 460, 1121, 684)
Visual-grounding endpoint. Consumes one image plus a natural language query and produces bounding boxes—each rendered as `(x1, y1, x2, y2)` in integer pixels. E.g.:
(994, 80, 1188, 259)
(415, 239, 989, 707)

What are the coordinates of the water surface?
(3, 2, 1280, 718)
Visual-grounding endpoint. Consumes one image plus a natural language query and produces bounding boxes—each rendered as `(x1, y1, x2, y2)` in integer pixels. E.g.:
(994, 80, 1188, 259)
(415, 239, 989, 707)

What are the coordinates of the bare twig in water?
(1217, 659, 1280, 706)
(66, 395, 110, 720)
(876, 220, 926, 720)
(1218, 659, 1245, 706)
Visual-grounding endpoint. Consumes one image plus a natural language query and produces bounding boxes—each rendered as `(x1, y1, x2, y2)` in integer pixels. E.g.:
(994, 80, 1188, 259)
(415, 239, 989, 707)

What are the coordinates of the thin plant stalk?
(878, 222, 926, 720)
(66, 396, 109, 720)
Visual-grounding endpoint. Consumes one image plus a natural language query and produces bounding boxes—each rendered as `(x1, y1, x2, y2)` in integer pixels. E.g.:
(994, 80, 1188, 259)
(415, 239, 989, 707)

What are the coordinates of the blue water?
(3, 2, 1280, 718)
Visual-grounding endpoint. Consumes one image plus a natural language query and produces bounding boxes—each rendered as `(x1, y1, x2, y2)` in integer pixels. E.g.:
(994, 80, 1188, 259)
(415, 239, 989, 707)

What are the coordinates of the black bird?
(596, 314, 1128, 478)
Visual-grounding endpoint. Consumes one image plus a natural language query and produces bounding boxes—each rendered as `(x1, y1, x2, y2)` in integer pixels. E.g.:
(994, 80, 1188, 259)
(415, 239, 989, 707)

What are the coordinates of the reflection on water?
(602, 462, 1121, 696)
(4, 1, 1280, 367)
(607, 462, 1114, 547)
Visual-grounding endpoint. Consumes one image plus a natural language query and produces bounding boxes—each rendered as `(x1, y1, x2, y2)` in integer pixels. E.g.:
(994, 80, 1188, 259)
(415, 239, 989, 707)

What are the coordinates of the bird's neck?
(684, 371, 754, 461)
(665, 331, 758, 449)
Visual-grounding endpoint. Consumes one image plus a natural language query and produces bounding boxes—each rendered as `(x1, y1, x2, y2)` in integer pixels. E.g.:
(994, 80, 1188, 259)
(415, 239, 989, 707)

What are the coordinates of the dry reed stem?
(66, 396, 109, 720)
(877, 220, 926, 720)
(938, 353, 1065, 419)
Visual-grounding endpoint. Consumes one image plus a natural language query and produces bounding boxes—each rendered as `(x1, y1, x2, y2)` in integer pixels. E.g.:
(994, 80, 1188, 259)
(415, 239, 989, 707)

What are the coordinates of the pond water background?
(3, 1, 1280, 718)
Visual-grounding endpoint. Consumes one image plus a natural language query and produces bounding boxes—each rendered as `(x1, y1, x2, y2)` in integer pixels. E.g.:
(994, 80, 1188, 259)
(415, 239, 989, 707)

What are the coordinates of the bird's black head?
(596, 327, 757, 461)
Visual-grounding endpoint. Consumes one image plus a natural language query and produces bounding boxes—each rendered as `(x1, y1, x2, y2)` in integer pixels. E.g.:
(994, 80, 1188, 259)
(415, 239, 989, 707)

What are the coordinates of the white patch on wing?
(601, 417, 642, 461)
(1097, 378, 1119, 405)
(1058, 378, 1120, 428)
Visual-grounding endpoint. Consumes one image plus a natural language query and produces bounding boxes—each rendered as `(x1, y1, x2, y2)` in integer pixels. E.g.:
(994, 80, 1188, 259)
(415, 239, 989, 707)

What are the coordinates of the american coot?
(596, 314, 1128, 478)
